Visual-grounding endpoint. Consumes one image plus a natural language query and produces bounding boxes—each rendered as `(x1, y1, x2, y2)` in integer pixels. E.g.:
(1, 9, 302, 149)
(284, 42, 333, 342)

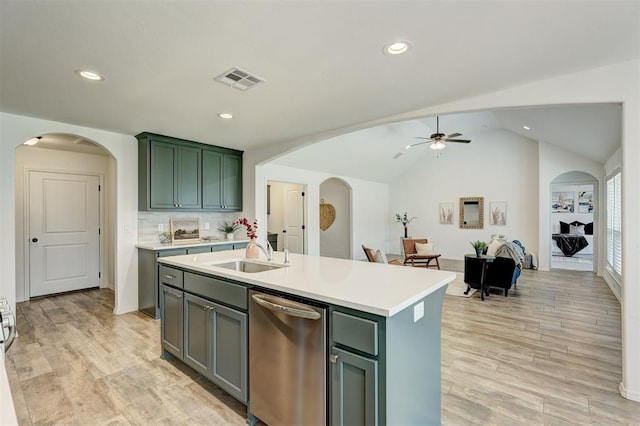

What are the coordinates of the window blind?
(606, 171, 622, 277)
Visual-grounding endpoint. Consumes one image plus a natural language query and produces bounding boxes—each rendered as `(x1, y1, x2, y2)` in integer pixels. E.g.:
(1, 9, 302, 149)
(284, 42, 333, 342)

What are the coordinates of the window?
(606, 170, 622, 277)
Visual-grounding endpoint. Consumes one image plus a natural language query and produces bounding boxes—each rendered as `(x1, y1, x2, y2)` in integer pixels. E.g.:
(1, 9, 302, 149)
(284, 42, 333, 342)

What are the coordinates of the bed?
(551, 220, 593, 256)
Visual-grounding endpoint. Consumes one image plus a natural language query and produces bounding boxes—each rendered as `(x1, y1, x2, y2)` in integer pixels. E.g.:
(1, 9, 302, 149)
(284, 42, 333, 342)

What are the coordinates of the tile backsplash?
(138, 211, 245, 244)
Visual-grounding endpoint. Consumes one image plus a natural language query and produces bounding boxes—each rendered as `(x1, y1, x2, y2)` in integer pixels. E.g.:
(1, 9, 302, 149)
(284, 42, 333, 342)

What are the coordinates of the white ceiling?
(273, 104, 622, 182)
(1, 2, 637, 169)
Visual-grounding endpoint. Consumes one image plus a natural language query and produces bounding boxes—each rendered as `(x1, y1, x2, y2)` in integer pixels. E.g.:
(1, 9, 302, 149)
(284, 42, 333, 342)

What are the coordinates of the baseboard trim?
(113, 305, 138, 315)
(619, 381, 640, 402)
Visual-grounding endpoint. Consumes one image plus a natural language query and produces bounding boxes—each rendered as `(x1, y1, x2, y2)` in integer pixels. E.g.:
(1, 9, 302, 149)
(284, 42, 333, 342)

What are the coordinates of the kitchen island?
(158, 249, 455, 425)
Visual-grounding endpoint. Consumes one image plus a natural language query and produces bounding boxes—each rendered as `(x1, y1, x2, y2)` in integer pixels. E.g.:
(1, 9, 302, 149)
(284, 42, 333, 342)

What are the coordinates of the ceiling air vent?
(214, 67, 266, 91)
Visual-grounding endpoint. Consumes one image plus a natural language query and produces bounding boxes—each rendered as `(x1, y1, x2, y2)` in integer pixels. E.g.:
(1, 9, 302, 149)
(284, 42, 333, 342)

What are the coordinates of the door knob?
(31, 238, 38, 243)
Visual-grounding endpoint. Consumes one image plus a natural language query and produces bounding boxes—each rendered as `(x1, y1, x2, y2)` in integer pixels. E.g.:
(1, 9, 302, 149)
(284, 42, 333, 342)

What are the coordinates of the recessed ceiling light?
(23, 136, 41, 146)
(74, 69, 105, 81)
(383, 40, 412, 56)
(218, 113, 234, 119)
(523, 125, 531, 130)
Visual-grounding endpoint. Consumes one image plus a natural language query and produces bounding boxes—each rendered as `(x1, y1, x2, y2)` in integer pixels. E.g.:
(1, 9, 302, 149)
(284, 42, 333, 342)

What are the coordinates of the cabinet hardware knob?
(330, 354, 338, 364)
(164, 274, 175, 280)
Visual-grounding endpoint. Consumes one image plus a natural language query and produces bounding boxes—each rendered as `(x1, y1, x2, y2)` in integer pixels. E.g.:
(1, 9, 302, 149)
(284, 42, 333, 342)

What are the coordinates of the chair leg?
(435, 257, 440, 270)
(504, 288, 508, 297)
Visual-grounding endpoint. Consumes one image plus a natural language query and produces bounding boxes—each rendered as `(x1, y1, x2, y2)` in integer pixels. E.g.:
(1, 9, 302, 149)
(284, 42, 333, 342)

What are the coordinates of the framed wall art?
(439, 202, 454, 224)
(489, 201, 507, 226)
(170, 218, 200, 243)
(552, 191, 574, 213)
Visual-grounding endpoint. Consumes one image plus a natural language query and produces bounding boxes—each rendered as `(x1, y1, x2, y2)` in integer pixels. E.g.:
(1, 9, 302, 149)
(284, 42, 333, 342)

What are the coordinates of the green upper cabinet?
(138, 132, 243, 211)
(202, 148, 243, 211)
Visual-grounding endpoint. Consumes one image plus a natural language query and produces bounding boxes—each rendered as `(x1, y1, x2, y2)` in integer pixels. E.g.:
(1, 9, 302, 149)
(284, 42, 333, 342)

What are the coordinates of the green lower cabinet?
(182, 293, 248, 404)
(184, 293, 211, 376)
(211, 303, 247, 403)
(331, 346, 378, 426)
(160, 285, 184, 359)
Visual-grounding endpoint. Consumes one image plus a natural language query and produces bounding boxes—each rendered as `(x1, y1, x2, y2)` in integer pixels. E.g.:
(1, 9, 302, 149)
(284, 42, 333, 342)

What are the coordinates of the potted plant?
(470, 240, 487, 257)
(395, 212, 417, 238)
(218, 221, 240, 240)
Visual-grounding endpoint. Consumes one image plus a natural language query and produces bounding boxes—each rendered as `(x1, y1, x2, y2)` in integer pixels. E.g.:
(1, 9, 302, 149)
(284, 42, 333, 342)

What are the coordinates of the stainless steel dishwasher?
(248, 290, 327, 426)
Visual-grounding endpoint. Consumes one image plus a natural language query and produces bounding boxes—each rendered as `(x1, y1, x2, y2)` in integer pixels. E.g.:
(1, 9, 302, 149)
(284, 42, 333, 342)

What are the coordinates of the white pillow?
(570, 224, 585, 236)
(415, 242, 434, 255)
(373, 249, 388, 264)
(486, 239, 504, 257)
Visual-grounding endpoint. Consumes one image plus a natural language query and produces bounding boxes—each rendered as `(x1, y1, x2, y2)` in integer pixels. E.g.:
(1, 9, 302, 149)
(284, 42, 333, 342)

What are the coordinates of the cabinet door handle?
(330, 354, 338, 364)
(164, 274, 175, 280)
(175, 293, 182, 298)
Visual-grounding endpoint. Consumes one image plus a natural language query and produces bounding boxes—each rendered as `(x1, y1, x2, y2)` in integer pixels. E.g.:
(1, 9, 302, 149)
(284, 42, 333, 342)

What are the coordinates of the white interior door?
(284, 187, 305, 254)
(29, 171, 100, 297)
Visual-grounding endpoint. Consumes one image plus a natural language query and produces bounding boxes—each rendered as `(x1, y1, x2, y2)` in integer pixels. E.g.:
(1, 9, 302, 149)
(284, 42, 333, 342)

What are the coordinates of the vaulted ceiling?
(1, 1, 637, 168)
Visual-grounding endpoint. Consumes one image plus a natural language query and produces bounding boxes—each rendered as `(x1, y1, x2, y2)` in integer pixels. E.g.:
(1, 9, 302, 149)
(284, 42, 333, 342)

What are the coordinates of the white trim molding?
(619, 381, 640, 402)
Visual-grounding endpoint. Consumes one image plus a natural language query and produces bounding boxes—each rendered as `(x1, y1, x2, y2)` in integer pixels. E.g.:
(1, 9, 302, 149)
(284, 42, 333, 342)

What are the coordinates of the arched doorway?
(15, 133, 117, 302)
(319, 177, 352, 259)
(550, 171, 598, 272)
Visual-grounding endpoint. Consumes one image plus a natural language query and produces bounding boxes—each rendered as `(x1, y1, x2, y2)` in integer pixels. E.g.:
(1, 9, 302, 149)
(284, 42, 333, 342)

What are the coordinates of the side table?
(463, 254, 495, 301)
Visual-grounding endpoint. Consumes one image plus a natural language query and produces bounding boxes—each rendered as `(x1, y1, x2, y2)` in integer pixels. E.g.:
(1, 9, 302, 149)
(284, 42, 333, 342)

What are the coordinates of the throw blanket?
(495, 241, 525, 269)
(552, 234, 588, 257)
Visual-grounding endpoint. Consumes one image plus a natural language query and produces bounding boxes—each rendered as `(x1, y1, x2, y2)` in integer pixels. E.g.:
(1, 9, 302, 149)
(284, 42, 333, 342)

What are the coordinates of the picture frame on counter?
(170, 218, 200, 243)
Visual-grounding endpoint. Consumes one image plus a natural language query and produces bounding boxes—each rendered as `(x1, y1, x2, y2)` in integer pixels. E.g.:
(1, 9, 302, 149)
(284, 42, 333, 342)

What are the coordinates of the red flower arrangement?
(233, 218, 258, 239)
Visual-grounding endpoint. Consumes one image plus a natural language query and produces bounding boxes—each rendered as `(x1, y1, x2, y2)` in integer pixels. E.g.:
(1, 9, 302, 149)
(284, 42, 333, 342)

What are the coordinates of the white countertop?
(136, 239, 250, 251)
(158, 250, 455, 317)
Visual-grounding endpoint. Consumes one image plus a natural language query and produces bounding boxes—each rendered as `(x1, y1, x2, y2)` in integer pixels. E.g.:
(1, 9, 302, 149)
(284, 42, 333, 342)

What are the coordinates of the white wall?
(388, 129, 539, 259)
(0, 112, 138, 314)
(14, 146, 113, 300)
(256, 164, 388, 259)
(537, 142, 605, 272)
(319, 178, 351, 259)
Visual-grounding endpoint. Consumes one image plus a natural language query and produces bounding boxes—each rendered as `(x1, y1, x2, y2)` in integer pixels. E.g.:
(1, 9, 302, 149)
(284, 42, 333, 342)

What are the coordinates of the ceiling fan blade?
(446, 132, 462, 138)
(406, 140, 431, 149)
(445, 139, 471, 143)
(414, 136, 432, 140)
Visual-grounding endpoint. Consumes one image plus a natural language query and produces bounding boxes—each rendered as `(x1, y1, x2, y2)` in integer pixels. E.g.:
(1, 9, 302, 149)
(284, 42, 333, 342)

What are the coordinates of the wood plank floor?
(6, 261, 640, 425)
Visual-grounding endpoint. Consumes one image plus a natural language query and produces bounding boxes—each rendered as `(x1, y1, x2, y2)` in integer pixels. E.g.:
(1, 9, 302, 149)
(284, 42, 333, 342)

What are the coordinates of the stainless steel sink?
(210, 259, 287, 273)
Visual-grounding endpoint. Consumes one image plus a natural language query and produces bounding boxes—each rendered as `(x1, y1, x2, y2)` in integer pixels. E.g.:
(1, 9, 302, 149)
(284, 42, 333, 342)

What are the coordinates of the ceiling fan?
(406, 116, 471, 151)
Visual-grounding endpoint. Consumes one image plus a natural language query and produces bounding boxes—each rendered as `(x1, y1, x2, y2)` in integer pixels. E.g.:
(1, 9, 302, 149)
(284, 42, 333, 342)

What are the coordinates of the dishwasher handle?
(251, 294, 321, 320)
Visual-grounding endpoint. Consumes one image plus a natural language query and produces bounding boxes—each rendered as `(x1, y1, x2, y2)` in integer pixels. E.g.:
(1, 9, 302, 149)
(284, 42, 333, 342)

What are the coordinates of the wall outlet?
(158, 223, 164, 232)
(413, 301, 424, 322)
(204, 222, 210, 230)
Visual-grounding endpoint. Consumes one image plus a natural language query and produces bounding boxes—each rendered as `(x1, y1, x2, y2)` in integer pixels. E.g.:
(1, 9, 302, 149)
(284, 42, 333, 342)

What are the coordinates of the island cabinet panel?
(184, 293, 211, 376)
(137, 132, 243, 211)
(184, 272, 247, 310)
(331, 347, 378, 426)
(176, 289, 248, 403)
(211, 303, 247, 403)
(160, 284, 184, 359)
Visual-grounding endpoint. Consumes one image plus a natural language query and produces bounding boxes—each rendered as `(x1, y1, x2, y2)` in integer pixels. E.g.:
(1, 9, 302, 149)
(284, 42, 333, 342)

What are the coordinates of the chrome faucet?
(284, 249, 290, 264)
(254, 239, 273, 261)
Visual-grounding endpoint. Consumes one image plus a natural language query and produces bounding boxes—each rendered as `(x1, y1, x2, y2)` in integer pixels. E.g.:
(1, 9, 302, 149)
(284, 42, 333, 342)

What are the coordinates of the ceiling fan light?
(431, 141, 446, 151)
